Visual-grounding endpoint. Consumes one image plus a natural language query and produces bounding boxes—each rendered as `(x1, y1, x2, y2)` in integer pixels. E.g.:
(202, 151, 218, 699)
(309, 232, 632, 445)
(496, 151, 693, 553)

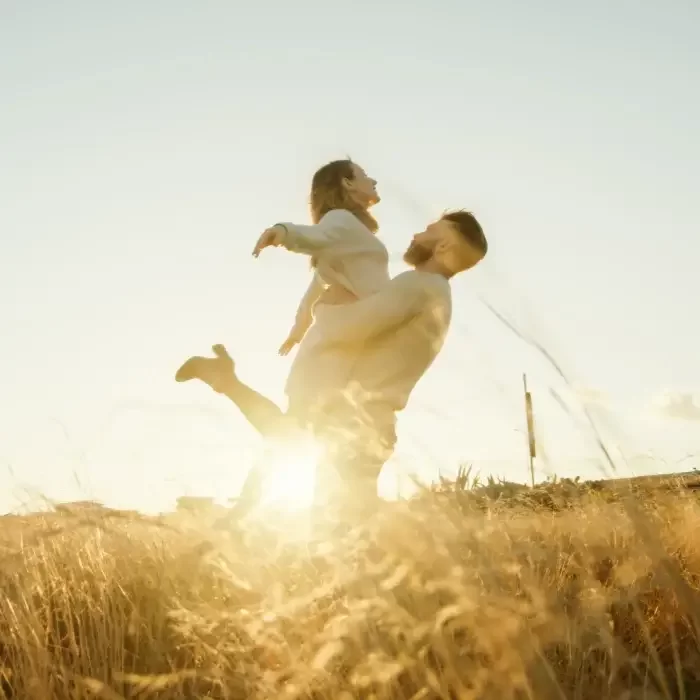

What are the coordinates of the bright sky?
(2, 1, 699, 514)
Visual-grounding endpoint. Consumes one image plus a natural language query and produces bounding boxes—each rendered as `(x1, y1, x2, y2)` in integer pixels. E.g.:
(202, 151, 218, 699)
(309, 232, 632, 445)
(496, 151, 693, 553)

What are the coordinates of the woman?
(252, 158, 389, 420)
(178, 158, 390, 511)
(260, 160, 384, 343)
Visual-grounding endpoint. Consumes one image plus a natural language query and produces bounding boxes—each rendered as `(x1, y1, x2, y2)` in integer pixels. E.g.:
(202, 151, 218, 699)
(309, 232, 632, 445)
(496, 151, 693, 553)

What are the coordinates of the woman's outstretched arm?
(253, 209, 361, 258)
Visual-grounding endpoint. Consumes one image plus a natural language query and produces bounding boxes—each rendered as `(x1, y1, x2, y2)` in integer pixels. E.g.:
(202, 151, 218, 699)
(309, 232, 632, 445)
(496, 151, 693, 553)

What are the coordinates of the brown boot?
(175, 344, 235, 393)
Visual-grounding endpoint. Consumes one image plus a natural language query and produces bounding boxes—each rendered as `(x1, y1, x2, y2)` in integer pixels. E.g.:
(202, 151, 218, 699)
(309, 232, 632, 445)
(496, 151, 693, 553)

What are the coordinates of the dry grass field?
(2, 474, 700, 699)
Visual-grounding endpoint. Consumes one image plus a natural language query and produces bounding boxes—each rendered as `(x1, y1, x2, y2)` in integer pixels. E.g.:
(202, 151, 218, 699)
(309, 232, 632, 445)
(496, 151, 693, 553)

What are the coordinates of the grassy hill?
(1, 473, 700, 698)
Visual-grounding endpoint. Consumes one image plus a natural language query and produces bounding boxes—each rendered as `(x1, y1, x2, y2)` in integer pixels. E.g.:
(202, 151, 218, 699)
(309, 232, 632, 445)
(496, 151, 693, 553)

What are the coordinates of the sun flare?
(257, 438, 320, 511)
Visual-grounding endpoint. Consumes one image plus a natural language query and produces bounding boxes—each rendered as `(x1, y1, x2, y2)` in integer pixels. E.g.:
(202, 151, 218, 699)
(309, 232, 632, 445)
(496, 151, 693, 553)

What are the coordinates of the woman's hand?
(252, 224, 287, 258)
(278, 332, 301, 356)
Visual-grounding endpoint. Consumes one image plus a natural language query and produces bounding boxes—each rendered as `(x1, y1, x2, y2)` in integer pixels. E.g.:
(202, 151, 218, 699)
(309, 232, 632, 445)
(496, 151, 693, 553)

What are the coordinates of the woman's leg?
(176, 344, 288, 437)
(177, 344, 295, 518)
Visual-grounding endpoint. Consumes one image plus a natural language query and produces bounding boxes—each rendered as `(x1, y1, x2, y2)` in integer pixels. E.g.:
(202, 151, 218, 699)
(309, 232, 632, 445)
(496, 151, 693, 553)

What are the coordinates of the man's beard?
(403, 241, 433, 266)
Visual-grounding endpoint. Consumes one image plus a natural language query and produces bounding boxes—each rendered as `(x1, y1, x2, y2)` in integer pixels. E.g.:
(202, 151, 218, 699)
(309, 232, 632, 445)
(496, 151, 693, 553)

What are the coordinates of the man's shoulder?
(393, 270, 451, 296)
(389, 271, 451, 321)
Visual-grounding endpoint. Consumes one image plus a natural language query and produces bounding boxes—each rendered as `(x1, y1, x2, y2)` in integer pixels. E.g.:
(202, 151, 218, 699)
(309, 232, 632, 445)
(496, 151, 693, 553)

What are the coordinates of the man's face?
(403, 218, 459, 266)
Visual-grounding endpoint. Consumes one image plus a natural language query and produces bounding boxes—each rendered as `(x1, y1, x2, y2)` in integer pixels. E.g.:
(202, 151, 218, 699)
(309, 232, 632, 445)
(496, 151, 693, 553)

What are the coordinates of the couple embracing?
(176, 159, 487, 516)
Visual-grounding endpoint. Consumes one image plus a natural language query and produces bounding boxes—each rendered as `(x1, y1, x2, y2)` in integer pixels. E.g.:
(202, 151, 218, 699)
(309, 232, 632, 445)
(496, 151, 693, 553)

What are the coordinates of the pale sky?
(1, 1, 699, 513)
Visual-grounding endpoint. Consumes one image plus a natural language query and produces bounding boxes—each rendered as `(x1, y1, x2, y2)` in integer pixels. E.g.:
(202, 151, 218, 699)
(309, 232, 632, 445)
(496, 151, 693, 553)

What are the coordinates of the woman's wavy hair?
(309, 159, 378, 233)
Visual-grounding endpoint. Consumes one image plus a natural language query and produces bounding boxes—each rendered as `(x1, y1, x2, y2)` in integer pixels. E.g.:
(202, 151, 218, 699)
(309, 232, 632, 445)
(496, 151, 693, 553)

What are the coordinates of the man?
(176, 210, 487, 514)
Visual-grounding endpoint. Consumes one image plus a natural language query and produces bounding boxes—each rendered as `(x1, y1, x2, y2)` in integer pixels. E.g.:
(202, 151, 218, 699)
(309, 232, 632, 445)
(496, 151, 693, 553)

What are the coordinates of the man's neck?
(415, 259, 454, 279)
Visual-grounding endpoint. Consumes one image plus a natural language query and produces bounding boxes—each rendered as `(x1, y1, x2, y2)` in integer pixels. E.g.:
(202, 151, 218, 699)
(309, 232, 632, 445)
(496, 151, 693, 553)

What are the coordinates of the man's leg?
(310, 448, 386, 537)
(176, 344, 288, 438)
(313, 417, 395, 522)
(337, 443, 391, 510)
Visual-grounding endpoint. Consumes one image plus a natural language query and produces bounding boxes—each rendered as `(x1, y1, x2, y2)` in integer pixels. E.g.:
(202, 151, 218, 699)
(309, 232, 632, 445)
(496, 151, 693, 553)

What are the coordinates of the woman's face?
(344, 163, 380, 207)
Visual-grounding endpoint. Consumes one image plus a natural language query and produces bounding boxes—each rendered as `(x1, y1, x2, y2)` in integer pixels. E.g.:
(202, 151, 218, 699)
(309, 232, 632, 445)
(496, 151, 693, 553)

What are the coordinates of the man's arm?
(320, 271, 430, 347)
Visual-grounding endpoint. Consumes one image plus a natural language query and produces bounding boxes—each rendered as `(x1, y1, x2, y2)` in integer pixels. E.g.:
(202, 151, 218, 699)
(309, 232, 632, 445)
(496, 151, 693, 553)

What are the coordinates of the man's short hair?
(442, 210, 487, 257)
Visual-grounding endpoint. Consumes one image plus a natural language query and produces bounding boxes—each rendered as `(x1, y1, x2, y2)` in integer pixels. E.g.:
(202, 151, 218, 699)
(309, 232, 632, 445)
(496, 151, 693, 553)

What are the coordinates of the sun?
(257, 437, 320, 511)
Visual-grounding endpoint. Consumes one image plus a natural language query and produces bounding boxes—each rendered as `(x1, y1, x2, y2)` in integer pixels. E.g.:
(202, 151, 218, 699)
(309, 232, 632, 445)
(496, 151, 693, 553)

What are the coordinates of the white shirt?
(287, 270, 453, 449)
(279, 209, 390, 341)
